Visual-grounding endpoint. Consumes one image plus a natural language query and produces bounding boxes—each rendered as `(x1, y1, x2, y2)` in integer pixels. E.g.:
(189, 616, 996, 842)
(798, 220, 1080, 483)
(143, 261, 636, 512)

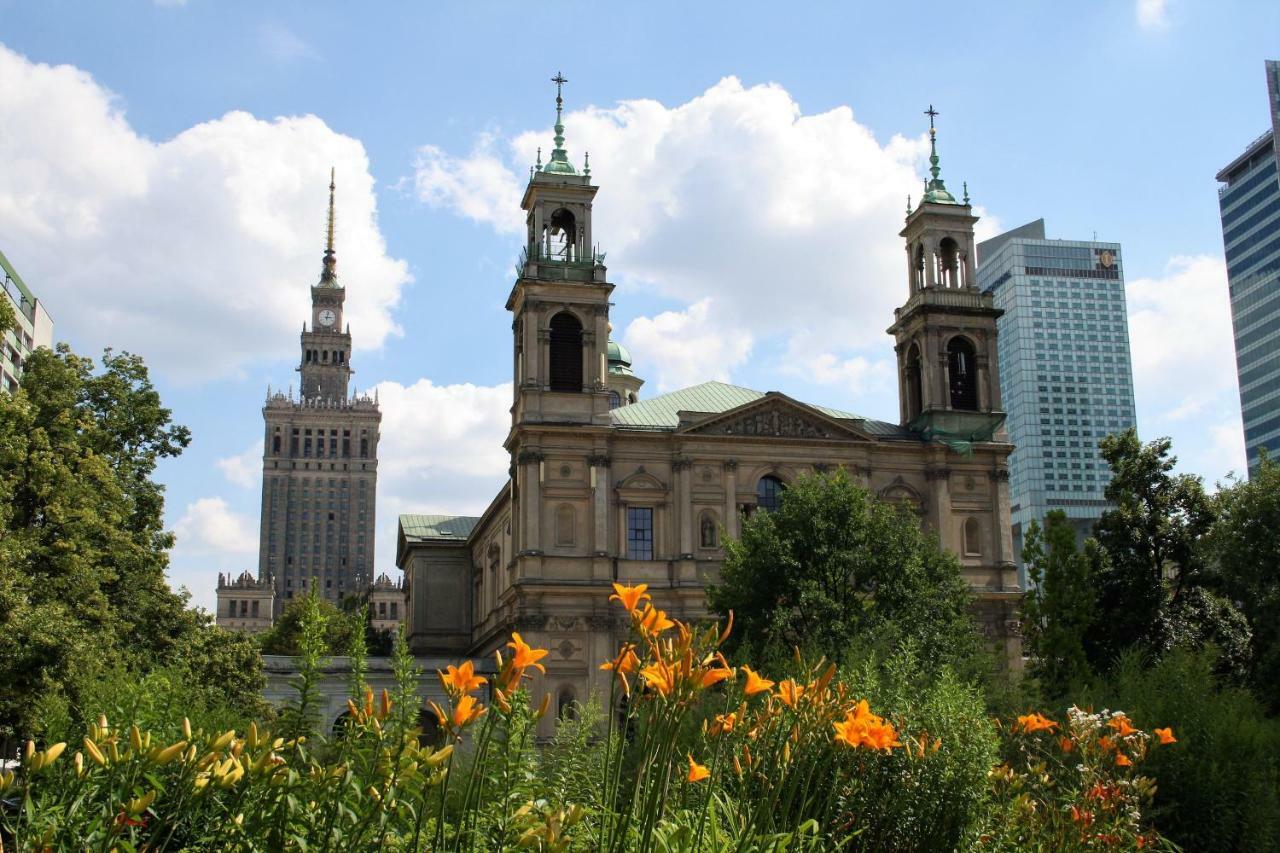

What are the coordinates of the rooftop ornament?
(542, 71, 579, 176)
(919, 104, 962, 206)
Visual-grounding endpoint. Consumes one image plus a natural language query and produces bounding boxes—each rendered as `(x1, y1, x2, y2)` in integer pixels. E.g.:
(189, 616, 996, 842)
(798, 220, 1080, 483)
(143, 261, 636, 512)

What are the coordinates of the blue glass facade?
(1217, 60, 1280, 472)
(977, 220, 1137, 573)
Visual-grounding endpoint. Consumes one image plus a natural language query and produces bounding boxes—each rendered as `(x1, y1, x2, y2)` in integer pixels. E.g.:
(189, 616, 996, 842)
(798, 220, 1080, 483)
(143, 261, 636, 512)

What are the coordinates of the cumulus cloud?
(1127, 254, 1245, 480)
(216, 441, 263, 489)
(173, 497, 258, 556)
(413, 77, 988, 393)
(0, 43, 410, 383)
(1136, 0, 1171, 30)
(622, 299, 752, 392)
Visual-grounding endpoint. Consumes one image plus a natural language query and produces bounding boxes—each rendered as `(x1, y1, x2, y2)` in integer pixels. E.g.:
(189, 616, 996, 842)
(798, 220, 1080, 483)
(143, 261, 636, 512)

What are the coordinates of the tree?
(708, 468, 980, 670)
(1019, 512, 1095, 700)
(1208, 451, 1280, 709)
(1088, 429, 1249, 675)
(0, 345, 261, 740)
(259, 591, 393, 656)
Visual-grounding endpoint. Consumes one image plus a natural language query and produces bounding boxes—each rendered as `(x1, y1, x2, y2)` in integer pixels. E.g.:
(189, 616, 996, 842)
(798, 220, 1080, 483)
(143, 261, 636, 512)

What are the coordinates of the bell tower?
(299, 169, 353, 403)
(888, 107, 1005, 451)
(506, 73, 613, 428)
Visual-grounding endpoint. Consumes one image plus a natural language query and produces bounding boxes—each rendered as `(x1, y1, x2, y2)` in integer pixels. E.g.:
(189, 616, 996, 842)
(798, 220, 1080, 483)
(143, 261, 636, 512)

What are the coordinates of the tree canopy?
(0, 345, 262, 740)
(708, 468, 980, 669)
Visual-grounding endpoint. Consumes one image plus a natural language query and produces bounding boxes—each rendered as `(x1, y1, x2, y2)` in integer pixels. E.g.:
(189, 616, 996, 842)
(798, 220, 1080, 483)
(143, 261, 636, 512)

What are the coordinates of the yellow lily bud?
(24, 741, 34, 761)
(535, 693, 551, 720)
(108, 742, 120, 764)
(152, 741, 188, 766)
(272, 738, 284, 750)
(84, 738, 107, 767)
(129, 725, 143, 753)
(230, 741, 244, 758)
(74, 751, 84, 776)
(426, 744, 454, 767)
(128, 790, 157, 815)
(211, 729, 236, 752)
(193, 775, 210, 791)
(380, 689, 391, 720)
(234, 813, 244, 826)
(185, 744, 197, 763)
(97, 714, 109, 732)
(182, 717, 192, 739)
(366, 785, 382, 802)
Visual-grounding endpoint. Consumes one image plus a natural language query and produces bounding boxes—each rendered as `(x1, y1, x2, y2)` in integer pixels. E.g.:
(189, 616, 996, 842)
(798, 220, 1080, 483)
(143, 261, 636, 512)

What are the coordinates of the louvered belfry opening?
(549, 311, 584, 392)
(948, 336, 979, 411)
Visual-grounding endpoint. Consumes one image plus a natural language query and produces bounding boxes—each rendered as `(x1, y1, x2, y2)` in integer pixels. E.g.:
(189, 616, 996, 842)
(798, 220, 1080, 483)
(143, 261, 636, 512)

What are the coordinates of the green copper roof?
(400, 514, 480, 542)
(542, 72, 578, 176)
(609, 380, 911, 438)
(0, 249, 35, 304)
(919, 106, 960, 206)
(607, 339, 634, 375)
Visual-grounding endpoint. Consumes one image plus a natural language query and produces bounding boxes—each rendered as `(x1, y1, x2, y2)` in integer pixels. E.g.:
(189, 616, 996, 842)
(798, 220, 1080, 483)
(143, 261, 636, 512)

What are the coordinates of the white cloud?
(1127, 254, 1246, 481)
(173, 497, 257, 556)
(623, 299, 752, 392)
(1136, 0, 1170, 30)
(369, 377, 513, 574)
(0, 43, 410, 383)
(258, 23, 317, 64)
(216, 440, 263, 488)
(412, 77, 987, 393)
(783, 336, 896, 399)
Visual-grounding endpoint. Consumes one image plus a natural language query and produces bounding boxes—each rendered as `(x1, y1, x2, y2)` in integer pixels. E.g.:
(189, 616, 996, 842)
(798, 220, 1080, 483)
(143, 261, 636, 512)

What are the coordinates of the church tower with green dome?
(606, 334, 643, 407)
(888, 107, 1006, 453)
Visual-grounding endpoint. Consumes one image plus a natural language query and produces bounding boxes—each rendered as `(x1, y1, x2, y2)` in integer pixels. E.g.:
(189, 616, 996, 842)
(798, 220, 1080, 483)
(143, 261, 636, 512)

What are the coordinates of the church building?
(399, 83, 1021, 728)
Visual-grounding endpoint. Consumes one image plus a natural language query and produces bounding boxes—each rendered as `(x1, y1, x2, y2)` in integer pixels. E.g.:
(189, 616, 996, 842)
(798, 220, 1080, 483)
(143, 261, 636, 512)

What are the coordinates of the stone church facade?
(399, 87, 1021, 734)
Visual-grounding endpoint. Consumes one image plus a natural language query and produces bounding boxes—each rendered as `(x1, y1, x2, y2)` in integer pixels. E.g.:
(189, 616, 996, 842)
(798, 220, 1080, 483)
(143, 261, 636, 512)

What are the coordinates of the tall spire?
(920, 105, 958, 205)
(319, 168, 339, 286)
(543, 72, 578, 175)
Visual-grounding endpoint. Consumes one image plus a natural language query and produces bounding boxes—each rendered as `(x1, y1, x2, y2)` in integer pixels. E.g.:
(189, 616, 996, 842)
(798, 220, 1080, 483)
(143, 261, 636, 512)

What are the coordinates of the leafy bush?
(1081, 649, 1280, 852)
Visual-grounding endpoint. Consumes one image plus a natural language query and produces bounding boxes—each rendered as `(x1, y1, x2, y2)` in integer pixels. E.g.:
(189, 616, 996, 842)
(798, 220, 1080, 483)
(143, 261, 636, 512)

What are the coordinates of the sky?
(1, 0, 1275, 611)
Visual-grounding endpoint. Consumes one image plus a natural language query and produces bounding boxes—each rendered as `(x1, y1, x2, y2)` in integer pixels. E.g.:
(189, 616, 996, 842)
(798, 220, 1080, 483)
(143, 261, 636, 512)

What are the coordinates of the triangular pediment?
(677, 393, 876, 442)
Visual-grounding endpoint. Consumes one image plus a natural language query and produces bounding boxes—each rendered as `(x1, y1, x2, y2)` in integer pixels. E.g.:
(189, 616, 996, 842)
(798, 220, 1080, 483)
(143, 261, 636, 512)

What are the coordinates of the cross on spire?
(924, 104, 939, 130)
(542, 70, 578, 175)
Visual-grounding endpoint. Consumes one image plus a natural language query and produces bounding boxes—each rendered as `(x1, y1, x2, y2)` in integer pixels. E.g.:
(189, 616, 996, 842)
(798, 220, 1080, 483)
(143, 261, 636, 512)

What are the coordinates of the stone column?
(723, 459, 739, 539)
(590, 454, 610, 556)
(925, 465, 951, 547)
(675, 458, 693, 558)
(519, 449, 543, 553)
(977, 355, 990, 412)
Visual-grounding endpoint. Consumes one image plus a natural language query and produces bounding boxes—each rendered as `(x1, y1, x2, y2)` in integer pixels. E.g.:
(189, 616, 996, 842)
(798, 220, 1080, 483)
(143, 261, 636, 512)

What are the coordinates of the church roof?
(609, 381, 911, 438)
(400, 514, 481, 542)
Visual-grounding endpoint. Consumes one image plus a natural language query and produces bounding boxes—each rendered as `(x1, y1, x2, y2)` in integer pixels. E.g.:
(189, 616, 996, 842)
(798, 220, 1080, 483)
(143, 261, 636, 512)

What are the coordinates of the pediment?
(677, 394, 876, 442)
(616, 468, 667, 492)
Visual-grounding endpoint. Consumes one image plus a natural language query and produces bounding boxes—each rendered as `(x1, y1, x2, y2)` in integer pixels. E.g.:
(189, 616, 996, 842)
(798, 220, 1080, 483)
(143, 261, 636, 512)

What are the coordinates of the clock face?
(318, 309, 336, 327)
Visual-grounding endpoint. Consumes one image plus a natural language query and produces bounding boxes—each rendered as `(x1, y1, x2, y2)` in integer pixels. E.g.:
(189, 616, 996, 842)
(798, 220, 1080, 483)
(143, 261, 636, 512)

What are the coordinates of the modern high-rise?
(978, 219, 1137, 570)
(1216, 60, 1280, 472)
(256, 172, 381, 616)
(1, 249, 54, 394)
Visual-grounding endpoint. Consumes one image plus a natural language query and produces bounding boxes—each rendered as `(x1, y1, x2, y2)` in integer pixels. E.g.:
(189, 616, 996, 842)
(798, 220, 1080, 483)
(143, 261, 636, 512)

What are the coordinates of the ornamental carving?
(588, 454, 612, 468)
(723, 459, 738, 472)
(925, 466, 951, 481)
(707, 409, 832, 439)
(671, 457, 694, 471)
(990, 468, 1011, 481)
(517, 449, 545, 465)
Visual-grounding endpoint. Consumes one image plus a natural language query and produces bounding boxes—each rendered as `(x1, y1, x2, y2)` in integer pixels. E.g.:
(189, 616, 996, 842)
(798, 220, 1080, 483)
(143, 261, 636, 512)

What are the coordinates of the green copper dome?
(607, 339, 634, 376)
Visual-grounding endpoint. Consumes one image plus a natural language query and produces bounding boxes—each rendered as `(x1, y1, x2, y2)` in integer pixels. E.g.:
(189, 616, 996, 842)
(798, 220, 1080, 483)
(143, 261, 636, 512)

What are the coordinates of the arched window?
(938, 237, 960, 288)
(547, 208, 577, 260)
(549, 312, 584, 392)
(963, 517, 982, 557)
(331, 711, 353, 738)
(555, 503, 576, 547)
(947, 337, 979, 411)
(608, 390, 622, 409)
(627, 392, 637, 404)
(913, 243, 925, 291)
(905, 342, 923, 419)
(699, 513, 718, 548)
(757, 475, 785, 514)
(558, 688, 578, 721)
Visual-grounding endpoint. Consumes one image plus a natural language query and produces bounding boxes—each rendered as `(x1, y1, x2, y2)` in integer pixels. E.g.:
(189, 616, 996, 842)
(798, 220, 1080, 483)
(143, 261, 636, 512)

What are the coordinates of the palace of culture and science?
(216, 173, 395, 631)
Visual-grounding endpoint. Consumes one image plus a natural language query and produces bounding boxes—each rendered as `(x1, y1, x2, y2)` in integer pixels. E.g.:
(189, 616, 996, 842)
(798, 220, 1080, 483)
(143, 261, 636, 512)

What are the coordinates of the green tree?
(1019, 512, 1095, 700)
(1208, 451, 1280, 709)
(708, 468, 980, 669)
(0, 345, 262, 740)
(1089, 429, 1250, 675)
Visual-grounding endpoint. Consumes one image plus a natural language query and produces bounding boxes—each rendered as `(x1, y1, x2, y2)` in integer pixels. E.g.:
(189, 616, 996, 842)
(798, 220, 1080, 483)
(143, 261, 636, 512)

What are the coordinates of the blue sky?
(1, 0, 1274, 610)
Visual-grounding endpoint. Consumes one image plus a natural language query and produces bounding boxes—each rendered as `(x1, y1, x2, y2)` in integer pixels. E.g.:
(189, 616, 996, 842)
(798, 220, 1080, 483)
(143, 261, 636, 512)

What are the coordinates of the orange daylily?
(686, 754, 710, 783)
(699, 664, 735, 690)
(609, 582, 650, 613)
(1115, 752, 1133, 768)
(640, 661, 676, 697)
(431, 695, 486, 731)
(776, 679, 804, 708)
(1107, 715, 1138, 737)
(711, 712, 738, 736)
(636, 604, 675, 636)
(600, 646, 642, 696)
(1015, 712, 1058, 734)
(439, 660, 487, 696)
(832, 700, 901, 752)
(741, 666, 774, 697)
(1154, 727, 1177, 745)
(506, 633, 549, 674)
(1059, 736, 1074, 753)
(1098, 735, 1116, 752)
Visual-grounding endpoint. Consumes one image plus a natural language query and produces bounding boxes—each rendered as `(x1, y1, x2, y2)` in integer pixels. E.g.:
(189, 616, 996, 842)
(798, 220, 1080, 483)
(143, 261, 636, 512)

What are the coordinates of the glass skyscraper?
(977, 219, 1137, 571)
(1216, 60, 1280, 472)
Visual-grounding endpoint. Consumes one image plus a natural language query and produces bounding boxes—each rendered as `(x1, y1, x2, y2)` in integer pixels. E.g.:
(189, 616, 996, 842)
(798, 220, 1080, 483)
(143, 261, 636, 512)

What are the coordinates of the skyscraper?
(1216, 60, 1280, 472)
(257, 172, 381, 614)
(1, 249, 54, 394)
(978, 219, 1137, 570)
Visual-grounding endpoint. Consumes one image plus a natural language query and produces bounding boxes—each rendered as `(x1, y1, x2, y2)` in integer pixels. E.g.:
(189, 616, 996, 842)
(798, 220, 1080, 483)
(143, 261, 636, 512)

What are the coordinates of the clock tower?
(299, 170, 353, 402)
